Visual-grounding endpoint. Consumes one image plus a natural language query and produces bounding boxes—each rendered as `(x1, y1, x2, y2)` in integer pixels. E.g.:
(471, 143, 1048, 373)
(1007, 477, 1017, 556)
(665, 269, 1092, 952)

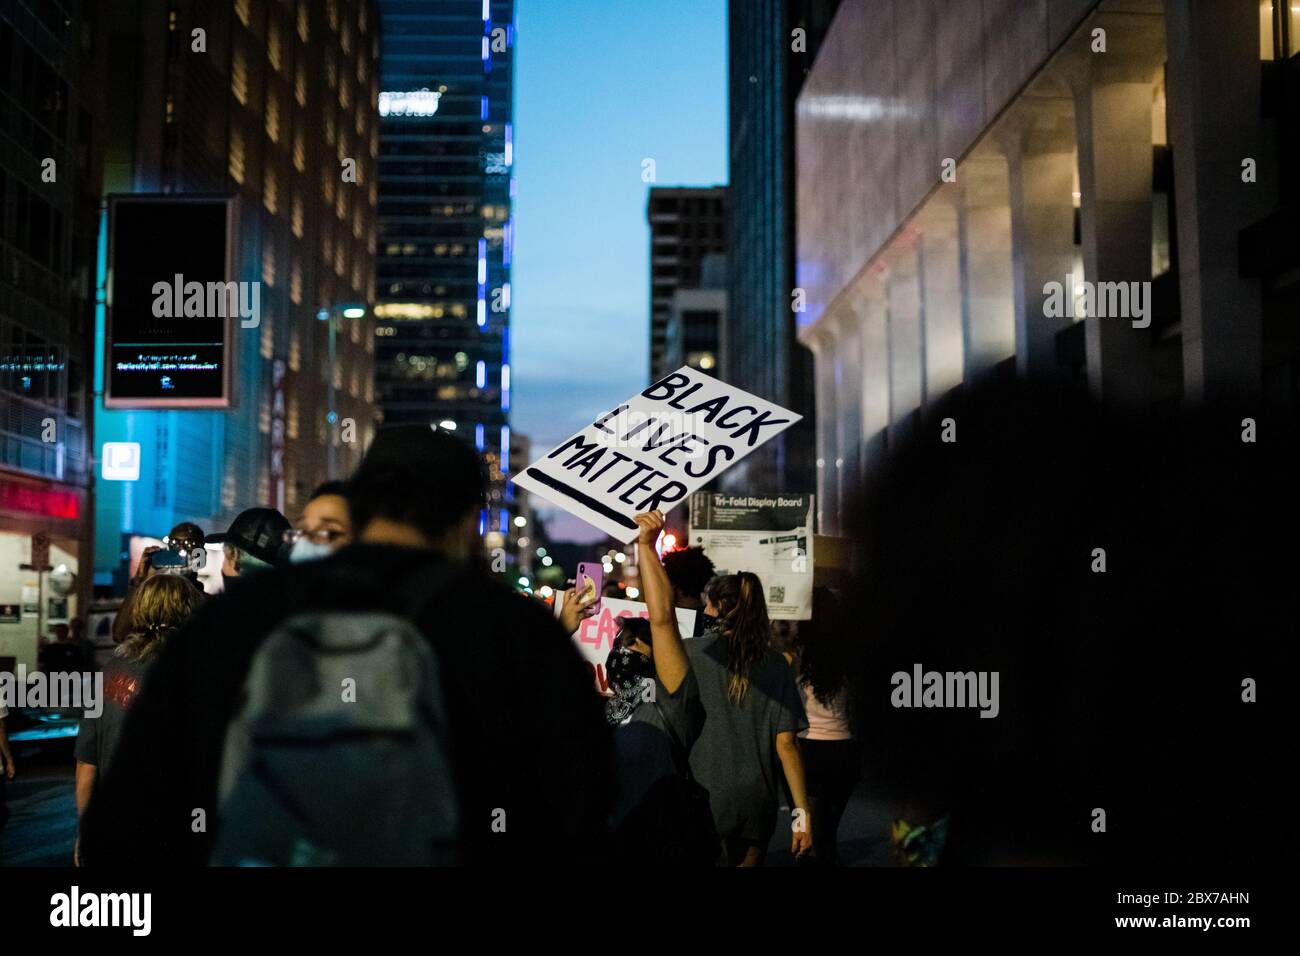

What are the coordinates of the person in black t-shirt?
(79, 426, 612, 866)
(661, 546, 715, 638)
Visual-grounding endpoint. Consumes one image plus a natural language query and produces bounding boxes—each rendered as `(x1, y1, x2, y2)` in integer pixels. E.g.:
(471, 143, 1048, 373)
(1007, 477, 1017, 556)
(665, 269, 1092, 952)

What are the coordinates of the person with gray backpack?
(80, 426, 613, 866)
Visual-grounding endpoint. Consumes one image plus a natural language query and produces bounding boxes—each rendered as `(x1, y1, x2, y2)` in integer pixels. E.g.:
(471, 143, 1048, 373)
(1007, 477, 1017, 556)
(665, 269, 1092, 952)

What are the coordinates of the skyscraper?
(647, 185, 727, 383)
(0, 0, 105, 668)
(91, 0, 381, 590)
(724, 0, 840, 495)
(376, 0, 516, 537)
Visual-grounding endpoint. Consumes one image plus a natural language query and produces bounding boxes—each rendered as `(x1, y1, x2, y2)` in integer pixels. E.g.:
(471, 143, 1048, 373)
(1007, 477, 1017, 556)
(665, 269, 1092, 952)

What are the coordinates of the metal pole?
(327, 312, 337, 479)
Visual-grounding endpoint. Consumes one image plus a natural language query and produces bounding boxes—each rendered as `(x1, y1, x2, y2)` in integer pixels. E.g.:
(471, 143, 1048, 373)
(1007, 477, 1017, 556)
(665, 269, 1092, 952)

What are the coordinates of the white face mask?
(289, 537, 335, 564)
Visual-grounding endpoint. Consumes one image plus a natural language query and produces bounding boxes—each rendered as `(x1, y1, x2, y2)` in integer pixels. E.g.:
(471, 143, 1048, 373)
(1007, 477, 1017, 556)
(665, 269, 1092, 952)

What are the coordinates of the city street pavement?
(0, 763, 77, 867)
(2, 762, 895, 868)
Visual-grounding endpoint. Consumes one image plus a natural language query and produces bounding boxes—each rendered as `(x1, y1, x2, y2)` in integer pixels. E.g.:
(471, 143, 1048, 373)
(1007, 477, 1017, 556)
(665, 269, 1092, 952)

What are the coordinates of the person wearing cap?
(80, 425, 613, 867)
(206, 508, 291, 585)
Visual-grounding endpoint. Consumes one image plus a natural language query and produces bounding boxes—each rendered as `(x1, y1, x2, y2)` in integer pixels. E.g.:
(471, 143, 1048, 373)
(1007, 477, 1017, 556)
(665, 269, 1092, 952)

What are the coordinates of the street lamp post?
(318, 303, 367, 480)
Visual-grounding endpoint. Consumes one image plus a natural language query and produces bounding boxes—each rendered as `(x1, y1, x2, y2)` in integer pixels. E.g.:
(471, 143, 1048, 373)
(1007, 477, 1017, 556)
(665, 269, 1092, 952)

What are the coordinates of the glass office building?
(376, 0, 516, 536)
(723, 0, 840, 495)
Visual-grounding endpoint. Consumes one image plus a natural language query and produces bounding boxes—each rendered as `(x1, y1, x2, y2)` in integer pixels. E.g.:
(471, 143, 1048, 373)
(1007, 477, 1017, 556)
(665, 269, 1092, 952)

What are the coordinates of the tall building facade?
(797, 0, 1300, 533)
(376, 0, 516, 539)
(647, 185, 727, 383)
(92, 0, 381, 588)
(663, 253, 727, 375)
(724, 0, 839, 495)
(0, 0, 105, 669)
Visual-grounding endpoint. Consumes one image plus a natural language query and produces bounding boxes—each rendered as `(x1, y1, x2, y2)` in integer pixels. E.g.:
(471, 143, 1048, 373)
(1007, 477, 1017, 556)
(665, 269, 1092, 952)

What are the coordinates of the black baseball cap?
(207, 508, 291, 566)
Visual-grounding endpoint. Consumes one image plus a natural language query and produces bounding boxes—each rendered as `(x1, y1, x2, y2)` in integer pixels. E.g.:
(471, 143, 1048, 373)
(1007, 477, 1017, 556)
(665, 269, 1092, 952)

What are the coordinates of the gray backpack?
(212, 566, 459, 866)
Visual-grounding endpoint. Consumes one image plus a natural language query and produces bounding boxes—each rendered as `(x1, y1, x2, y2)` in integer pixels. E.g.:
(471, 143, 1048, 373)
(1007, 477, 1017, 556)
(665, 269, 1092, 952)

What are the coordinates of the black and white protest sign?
(511, 367, 802, 542)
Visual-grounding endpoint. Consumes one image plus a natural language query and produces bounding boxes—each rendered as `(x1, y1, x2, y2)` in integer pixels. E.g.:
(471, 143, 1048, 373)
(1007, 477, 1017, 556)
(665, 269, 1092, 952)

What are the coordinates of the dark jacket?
(80, 543, 613, 865)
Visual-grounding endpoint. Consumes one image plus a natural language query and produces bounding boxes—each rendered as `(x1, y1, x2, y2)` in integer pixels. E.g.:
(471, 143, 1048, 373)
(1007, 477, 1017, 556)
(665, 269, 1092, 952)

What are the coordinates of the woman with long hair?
(686, 571, 811, 866)
(786, 586, 861, 865)
(75, 574, 205, 865)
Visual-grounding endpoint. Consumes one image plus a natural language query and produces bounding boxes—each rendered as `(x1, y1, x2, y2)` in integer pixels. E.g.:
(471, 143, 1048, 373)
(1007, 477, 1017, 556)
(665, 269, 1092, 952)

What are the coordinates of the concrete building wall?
(797, 0, 1290, 526)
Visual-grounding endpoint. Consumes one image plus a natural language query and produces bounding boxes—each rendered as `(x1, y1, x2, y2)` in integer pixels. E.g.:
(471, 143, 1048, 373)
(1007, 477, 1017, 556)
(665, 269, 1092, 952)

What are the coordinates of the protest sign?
(511, 367, 801, 542)
(688, 492, 815, 620)
(555, 593, 698, 695)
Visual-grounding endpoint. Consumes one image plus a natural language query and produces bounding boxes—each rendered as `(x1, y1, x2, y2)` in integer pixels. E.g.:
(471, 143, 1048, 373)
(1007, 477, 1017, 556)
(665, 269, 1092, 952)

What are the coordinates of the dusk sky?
(511, 0, 727, 543)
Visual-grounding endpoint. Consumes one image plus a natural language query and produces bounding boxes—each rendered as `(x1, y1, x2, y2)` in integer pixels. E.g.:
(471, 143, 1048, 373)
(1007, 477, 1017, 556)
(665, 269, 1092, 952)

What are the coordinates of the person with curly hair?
(661, 546, 715, 635)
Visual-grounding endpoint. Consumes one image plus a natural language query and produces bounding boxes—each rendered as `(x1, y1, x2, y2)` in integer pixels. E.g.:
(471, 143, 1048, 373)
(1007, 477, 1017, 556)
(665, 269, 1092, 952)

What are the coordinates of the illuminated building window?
(289, 324, 301, 371)
(262, 244, 277, 286)
(260, 313, 273, 361)
(341, 21, 353, 55)
(340, 74, 352, 110)
(293, 127, 305, 172)
(288, 392, 300, 438)
(297, 3, 308, 42)
(325, 110, 336, 145)
(326, 0, 338, 32)
(326, 52, 337, 90)
(323, 168, 335, 203)
(263, 167, 278, 214)
(268, 19, 283, 72)
(290, 257, 303, 304)
(228, 128, 246, 183)
(231, 48, 248, 105)
(235, 0, 251, 28)
(295, 63, 307, 107)
(265, 92, 281, 143)
(291, 192, 304, 237)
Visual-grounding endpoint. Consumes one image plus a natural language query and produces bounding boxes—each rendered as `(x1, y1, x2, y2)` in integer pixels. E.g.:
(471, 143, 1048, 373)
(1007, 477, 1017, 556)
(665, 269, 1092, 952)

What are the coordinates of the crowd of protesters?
(53, 422, 863, 868)
(9, 376, 1287, 868)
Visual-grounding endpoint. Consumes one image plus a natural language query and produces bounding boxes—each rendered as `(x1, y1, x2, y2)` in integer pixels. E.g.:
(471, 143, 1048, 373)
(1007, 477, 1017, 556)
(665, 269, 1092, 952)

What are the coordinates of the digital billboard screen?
(105, 196, 234, 407)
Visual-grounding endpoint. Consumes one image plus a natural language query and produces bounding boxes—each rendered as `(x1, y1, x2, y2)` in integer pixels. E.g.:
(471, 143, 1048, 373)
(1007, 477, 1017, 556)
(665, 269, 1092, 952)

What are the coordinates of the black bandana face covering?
(604, 645, 654, 726)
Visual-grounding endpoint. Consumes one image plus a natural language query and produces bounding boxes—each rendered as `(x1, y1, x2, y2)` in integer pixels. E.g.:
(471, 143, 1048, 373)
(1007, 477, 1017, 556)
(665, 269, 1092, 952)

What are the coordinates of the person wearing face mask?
(285, 481, 354, 563)
(80, 425, 611, 866)
(604, 511, 713, 865)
